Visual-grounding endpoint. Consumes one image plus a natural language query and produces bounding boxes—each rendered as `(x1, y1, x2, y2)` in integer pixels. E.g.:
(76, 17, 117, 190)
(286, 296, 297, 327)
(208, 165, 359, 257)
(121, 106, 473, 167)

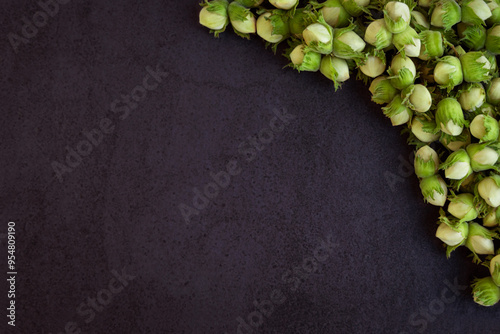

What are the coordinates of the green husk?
(199, 0, 230, 37)
(430, 0, 462, 31)
(460, 51, 493, 82)
(458, 23, 487, 50)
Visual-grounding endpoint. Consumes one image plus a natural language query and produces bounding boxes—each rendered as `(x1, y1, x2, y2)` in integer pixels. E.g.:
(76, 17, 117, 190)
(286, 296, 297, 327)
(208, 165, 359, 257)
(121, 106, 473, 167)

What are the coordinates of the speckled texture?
(1, 1, 500, 333)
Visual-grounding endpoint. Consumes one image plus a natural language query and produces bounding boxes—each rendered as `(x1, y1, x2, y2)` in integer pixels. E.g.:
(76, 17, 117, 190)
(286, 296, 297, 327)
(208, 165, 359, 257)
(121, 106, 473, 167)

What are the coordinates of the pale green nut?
(199, 0, 230, 35)
(460, 51, 493, 82)
(411, 117, 440, 143)
(341, 0, 370, 17)
(486, 0, 500, 24)
(269, 0, 299, 10)
(401, 84, 432, 112)
(364, 19, 393, 49)
(483, 207, 500, 227)
(303, 20, 334, 54)
(485, 25, 500, 54)
(289, 44, 322, 72)
(256, 11, 289, 43)
(418, 30, 444, 60)
(435, 98, 465, 136)
(458, 83, 486, 111)
(382, 95, 413, 126)
(469, 114, 499, 142)
(487, 77, 500, 105)
(384, 1, 412, 33)
(228, 2, 256, 36)
(414, 145, 439, 178)
(436, 221, 468, 246)
(369, 76, 399, 104)
(434, 56, 463, 91)
(411, 10, 430, 30)
(448, 193, 477, 222)
(440, 149, 472, 180)
(440, 129, 471, 151)
(360, 55, 386, 78)
(332, 28, 366, 59)
(458, 23, 487, 50)
(490, 255, 500, 286)
(392, 27, 422, 57)
(388, 54, 417, 90)
(467, 143, 499, 172)
(320, 0, 352, 28)
(466, 222, 496, 256)
(320, 55, 350, 89)
(477, 175, 500, 206)
(461, 0, 492, 25)
(288, 8, 314, 37)
(430, 0, 462, 30)
(420, 174, 447, 206)
(472, 277, 500, 306)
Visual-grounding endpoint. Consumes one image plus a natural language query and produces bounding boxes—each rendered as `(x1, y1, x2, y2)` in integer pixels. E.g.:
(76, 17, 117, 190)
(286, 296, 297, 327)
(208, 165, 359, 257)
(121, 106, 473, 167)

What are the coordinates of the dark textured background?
(1, 0, 500, 333)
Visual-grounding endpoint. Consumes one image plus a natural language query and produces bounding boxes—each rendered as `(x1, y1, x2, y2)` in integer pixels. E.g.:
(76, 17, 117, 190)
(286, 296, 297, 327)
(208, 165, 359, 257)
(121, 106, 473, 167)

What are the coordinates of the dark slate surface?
(1, 0, 499, 333)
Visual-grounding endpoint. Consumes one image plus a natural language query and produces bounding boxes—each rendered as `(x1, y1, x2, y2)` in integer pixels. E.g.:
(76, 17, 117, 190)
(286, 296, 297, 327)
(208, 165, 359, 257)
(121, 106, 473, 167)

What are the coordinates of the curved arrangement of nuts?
(199, 0, 500, 306)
